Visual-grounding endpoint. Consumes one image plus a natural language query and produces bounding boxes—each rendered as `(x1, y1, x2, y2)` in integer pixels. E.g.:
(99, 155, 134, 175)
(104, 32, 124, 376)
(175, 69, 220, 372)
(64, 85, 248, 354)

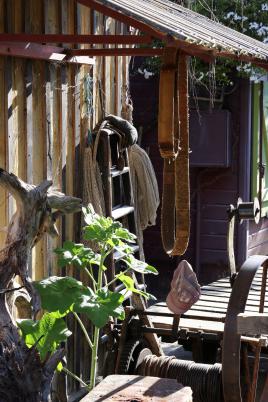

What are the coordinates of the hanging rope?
(128, 144, 160, 260)
(83, 124, 106, 216)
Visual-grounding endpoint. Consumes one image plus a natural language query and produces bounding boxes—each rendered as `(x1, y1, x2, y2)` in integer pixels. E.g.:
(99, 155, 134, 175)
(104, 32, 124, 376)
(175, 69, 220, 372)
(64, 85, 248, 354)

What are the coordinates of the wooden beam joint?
(0, 42, 95, 65)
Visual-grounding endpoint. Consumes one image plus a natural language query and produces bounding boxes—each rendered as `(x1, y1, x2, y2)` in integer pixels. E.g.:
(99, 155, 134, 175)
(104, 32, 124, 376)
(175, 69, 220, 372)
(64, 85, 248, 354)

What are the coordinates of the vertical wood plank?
(62, 0, 76, 392)
(108, 18, 116, 115)
(11, 0, 27, 182)
(121, 24, 131, 120)
(65, 0, 76, 243)
(115, 21, 123, 116)
(78, 1, 93, 382)
(93, 11, 105, 125)
(0, 0, 8, 247)
(30, 0, 47, 281)
(46, 0, 62, 274)
(79, 2, 92, 153)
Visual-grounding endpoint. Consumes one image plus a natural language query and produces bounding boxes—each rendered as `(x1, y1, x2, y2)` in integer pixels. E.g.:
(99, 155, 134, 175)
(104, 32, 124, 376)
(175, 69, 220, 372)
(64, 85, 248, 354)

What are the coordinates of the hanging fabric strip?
(160, 51, 190, 256)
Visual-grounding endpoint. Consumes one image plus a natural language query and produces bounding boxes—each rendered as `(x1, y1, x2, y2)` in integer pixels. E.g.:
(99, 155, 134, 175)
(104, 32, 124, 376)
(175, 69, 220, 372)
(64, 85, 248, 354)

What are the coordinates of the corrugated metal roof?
(97, 0, 268, 62)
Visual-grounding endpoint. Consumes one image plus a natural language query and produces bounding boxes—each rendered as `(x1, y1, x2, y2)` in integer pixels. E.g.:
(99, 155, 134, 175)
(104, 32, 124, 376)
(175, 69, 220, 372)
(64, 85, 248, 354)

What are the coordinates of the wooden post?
(0, 0, 7, 248)
(30, 0, 47, 281)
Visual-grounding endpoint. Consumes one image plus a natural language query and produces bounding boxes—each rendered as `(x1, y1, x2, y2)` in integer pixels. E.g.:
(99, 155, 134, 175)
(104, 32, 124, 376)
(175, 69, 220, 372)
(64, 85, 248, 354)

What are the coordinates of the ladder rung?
(112, 205, 134, 220)
(114, 244, 139, 261)
(111, 167, 129, 178)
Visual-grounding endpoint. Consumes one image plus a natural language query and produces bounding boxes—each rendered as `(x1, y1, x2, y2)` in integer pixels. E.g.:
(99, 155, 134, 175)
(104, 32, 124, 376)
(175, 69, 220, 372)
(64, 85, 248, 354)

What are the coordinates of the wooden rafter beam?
(76, 0, 165, 40)
(0, 42, 95, 65)
(0, 33, 154, 45)
(68, 47, 164, 56)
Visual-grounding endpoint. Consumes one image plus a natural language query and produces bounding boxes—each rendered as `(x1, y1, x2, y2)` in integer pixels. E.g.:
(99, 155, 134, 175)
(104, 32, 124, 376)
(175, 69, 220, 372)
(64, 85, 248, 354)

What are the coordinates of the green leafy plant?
(18, 205, 157, 391)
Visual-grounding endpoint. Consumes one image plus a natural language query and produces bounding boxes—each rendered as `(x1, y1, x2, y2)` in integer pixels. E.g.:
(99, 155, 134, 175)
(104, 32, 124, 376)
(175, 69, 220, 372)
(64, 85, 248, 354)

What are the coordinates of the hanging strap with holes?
(159, 49, 190, 256)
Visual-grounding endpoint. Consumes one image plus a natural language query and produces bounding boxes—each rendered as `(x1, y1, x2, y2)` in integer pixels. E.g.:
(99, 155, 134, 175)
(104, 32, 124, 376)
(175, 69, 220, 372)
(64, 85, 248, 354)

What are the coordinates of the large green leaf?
(54, 241, 99, 268)
(17, 312, 72, 361)
(34, 276, 87, 315)
(117, 273, 156, 301)
(74, 287, 125, 328)
(83, 205, 136, 246)
(122, 255, 158, 275)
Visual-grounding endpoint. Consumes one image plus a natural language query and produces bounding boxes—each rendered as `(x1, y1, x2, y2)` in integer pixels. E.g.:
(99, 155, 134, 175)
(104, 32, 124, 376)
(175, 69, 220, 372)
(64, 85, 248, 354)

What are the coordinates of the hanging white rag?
(128, 144, 160, 260)
(166, 260, 201, 314)
(83, 145, 105, 216)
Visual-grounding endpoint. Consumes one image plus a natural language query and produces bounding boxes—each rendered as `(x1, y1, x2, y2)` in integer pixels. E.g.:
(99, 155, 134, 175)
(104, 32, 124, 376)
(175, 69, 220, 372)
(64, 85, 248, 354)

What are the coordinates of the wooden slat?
(0, 0, 7, 248)
(62, 1, 77, 391)
(46, 0, 63, 274)
(148, 269, 268, 335)
(30, 0, 47, 281)
(237, 313, 268, 335)
(65, 3, 76, 244)
(199, 294, 268, 308)
(78, 0, 92, 383)
(93, 10, 105, 125)
(104, 17, 116, 115)
(11, 0, 27, 182)
(147, 308, 225, 334)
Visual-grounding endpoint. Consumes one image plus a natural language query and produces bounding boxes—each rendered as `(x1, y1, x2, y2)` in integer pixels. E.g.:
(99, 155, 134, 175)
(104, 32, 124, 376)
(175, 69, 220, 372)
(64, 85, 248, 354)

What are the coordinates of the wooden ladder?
(96, 124, 140, 287)
(96, 123, 162, 357)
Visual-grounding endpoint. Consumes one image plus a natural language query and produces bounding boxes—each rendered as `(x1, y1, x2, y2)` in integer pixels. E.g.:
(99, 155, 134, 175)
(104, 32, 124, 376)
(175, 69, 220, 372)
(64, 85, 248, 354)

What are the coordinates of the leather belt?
(159, 49, 190, 256)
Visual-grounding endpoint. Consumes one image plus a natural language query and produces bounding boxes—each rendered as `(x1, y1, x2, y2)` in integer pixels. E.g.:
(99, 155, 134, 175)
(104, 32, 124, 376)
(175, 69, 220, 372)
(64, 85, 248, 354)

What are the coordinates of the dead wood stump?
(0, 169, 81, 402)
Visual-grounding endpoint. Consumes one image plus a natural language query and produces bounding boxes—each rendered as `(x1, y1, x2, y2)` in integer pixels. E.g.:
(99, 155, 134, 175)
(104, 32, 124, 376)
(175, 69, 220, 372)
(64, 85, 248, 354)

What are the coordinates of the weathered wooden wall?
(0, 0, 130, 394)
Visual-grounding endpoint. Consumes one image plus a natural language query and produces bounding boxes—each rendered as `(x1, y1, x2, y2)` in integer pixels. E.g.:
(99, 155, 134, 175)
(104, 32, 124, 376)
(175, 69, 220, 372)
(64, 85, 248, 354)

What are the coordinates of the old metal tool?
(227, 198, 260, 285)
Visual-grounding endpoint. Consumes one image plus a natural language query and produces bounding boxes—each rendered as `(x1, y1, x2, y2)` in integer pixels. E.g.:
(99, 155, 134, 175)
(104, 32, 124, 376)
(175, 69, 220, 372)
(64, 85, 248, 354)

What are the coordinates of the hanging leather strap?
(158, 47, 180, 159)
(160, 51, 190, 256)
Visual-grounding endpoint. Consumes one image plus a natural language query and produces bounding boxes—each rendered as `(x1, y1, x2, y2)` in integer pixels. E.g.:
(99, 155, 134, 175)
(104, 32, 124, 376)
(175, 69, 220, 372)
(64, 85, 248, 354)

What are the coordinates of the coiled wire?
(138, 354, 222, 402)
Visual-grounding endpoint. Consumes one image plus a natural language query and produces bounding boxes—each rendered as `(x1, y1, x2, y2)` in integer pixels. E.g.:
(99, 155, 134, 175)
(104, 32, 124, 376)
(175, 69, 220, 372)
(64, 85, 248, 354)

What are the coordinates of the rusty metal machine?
(113, 198, 268, 402)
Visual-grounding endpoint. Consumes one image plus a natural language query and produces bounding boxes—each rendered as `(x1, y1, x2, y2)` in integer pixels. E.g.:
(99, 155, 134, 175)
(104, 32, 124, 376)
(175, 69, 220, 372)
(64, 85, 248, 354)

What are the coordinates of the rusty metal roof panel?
(97, 0, 268, 60)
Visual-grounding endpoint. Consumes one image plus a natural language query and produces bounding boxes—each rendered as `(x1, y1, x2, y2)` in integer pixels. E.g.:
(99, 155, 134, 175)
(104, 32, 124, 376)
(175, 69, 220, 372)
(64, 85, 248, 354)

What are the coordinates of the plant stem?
(62, 366, 89, 389)
(85, 266, 96, 291)
(89, 248, 104, 390)
(106, 267, 130, 288)
(89, 325, 100, 390)
(73, 311, 93, 350)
